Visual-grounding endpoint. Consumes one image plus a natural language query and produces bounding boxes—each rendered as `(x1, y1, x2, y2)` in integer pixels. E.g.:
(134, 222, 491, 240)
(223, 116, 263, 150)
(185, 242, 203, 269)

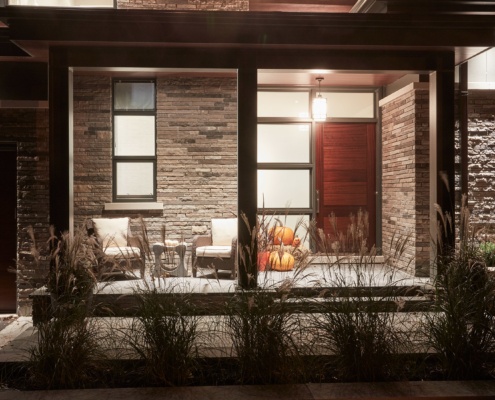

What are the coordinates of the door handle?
(316, 189, 320, 214)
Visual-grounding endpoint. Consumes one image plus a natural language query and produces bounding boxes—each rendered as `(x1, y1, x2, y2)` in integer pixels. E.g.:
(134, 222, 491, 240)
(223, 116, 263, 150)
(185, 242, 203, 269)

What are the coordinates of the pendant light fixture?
(312, 77, 327, 121)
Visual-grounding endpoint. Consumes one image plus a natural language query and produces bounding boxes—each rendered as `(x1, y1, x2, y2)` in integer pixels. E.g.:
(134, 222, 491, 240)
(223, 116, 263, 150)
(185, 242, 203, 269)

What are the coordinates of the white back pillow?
(93, 217, 130, 248)
(211, 218, 237, 246)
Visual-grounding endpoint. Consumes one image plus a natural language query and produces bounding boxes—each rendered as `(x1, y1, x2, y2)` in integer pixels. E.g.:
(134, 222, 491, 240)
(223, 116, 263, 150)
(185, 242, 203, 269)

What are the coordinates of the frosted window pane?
(258, 92, 310, 118)
(114, 82, 155, 110)
(115, 116, 155, 156)
(258, 124, 310, 163)
(468, 49, 495, 87)
(322, 92, 374, 118)
(116, 163, 154, 196)
(258, 170, 310, 208)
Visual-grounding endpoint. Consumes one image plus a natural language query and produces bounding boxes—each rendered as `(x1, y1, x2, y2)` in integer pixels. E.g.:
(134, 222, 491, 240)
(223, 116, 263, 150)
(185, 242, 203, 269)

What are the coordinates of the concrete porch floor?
(97, 263, 432, 295)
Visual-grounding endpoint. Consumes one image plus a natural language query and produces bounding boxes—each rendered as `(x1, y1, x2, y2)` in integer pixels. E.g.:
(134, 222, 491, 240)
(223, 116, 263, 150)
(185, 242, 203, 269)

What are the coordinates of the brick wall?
(73, 74, 238, 249)
(116, 0, 248, 10)
(380, 83, 430, 276)
(465, 90, 495, 228)
(0, 109, 50, 315)
(73, 75, 113, 224)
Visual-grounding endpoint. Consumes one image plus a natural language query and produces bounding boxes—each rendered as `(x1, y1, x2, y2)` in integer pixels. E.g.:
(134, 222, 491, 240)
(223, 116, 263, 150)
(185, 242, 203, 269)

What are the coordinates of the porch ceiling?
(0, 8, 493, 88)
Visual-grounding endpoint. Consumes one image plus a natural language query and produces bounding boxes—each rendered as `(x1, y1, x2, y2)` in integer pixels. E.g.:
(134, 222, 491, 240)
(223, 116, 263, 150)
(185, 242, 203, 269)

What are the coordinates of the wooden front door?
(315, 123, 376, 251)
(0, 146, 17, 313)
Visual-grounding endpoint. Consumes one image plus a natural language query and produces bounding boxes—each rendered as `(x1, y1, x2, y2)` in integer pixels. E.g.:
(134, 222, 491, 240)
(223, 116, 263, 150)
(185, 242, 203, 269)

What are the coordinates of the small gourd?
(292, 237, 301, 247)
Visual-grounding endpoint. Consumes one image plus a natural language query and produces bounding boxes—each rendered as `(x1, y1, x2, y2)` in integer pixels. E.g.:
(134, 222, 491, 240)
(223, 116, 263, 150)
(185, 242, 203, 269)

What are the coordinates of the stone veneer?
(380, 83, 430, 276)
(0, 109, 50, 315)
(465, 90, 495, 228)
(116, 0, 248, 10)
(72, 74, 238, 247)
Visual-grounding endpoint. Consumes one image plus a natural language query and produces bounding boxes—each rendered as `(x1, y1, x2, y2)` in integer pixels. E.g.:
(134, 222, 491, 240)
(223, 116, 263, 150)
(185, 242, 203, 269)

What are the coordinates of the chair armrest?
(127, 235, 141, 248)
(230, 236, 238, 258)
(192, 235, 212, 249)
(192, 235, 212, 262)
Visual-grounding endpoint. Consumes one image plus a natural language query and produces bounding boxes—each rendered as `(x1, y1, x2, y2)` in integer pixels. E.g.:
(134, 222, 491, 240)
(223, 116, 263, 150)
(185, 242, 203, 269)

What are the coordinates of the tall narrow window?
(257, 90, 313, 246)
(113, 80, 156, 201)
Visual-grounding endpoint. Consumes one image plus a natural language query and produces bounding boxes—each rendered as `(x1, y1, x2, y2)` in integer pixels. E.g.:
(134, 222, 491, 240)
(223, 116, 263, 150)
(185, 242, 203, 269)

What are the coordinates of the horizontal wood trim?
(3, 8, 495, 50)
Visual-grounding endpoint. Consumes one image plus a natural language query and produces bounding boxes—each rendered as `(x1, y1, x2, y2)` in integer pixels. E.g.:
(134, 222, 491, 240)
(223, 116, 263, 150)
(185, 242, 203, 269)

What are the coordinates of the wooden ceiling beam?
(249, 0, 356, 12)
(249, 4, 353, 12)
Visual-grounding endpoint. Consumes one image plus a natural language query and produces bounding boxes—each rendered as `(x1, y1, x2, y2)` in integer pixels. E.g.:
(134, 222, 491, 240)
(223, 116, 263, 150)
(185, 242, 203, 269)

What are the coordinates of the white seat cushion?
(153, 239, 180, 247)
(93, 217, 130, 248)
(104, 246, 141, 258)
(196, 245, 232, 258)
(211, 218, 237, 246)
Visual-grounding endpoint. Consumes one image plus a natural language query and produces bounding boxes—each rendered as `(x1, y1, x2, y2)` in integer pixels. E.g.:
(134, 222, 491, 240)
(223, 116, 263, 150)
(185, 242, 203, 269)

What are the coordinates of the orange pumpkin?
(292, 237, 301, 247)
(257, 251, 271, 271)
(271, 226, 295, 246)
(269, 251, 295, 271)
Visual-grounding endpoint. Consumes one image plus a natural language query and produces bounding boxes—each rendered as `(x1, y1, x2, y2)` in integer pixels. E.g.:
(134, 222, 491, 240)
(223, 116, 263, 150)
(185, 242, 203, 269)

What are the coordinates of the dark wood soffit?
(7, 40, 485, 66)
(2, 9, 495, 48)
(249, 0, 355, 13)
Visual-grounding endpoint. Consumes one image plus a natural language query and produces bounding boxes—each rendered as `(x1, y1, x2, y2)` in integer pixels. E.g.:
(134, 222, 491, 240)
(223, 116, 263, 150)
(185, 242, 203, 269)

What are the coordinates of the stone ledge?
(104, 202, 164, 211)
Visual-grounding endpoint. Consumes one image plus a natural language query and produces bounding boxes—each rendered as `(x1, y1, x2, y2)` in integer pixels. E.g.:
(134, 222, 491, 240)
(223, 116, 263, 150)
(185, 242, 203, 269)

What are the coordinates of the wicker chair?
(192, 218, 237, 279)
(88, 217, 145, 280)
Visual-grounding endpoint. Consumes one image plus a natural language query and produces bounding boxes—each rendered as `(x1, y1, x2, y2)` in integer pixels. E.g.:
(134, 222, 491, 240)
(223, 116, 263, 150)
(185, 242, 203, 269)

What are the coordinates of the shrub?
(307, 211, 414, 382)
(27, 314, 105, 389)
(479, 241, 495, 267)
(46, 227, 98, 318)
(225, 287, 304, 384)
(127, 283, 203, 386)
(425, 197, 495, 379)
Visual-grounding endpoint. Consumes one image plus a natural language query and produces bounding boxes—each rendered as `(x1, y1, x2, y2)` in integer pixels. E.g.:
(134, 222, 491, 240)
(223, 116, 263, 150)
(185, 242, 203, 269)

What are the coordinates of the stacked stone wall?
(466, 90, 495, 231)
(0, 109, 50, 315)
(116, 0, 248, 10)
(72, 74, 238, 248)
(380, 84, 430, 276)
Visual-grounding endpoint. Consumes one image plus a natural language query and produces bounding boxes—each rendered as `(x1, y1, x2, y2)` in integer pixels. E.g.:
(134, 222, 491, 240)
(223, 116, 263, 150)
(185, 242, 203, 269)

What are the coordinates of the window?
(113, 80, 156, 202)
(257, 90, 313, 238)
(320, 92, 375, 118)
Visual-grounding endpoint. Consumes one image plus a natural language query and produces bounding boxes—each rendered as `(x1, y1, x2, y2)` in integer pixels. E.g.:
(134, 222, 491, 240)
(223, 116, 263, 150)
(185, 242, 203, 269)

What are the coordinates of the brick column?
(380, 83, 430, 276)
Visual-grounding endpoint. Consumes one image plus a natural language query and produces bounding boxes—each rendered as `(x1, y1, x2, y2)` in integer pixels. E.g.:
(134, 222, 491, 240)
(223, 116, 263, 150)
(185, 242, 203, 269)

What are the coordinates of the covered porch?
(4, 6, 495, 313)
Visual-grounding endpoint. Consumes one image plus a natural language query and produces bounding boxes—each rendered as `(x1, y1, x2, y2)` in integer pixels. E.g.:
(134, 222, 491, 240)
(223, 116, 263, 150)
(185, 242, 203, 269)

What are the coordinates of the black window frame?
(112, 78, 157, 202)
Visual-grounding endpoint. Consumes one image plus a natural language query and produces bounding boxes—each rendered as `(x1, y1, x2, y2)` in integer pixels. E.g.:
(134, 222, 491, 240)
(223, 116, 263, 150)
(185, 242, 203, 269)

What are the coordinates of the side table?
(152, 241, 189, 277)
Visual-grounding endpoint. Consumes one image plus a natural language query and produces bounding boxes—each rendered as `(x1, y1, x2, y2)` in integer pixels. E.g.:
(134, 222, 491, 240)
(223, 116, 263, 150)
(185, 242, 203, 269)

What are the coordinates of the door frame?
(310, 88, 382, 253)
(0, 142, 17, 313)
(256, 84, 382, 252)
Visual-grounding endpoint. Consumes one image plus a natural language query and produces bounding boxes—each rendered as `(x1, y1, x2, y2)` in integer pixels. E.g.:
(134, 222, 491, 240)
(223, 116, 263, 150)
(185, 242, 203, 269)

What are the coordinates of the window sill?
(104, 202, 163, 211)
